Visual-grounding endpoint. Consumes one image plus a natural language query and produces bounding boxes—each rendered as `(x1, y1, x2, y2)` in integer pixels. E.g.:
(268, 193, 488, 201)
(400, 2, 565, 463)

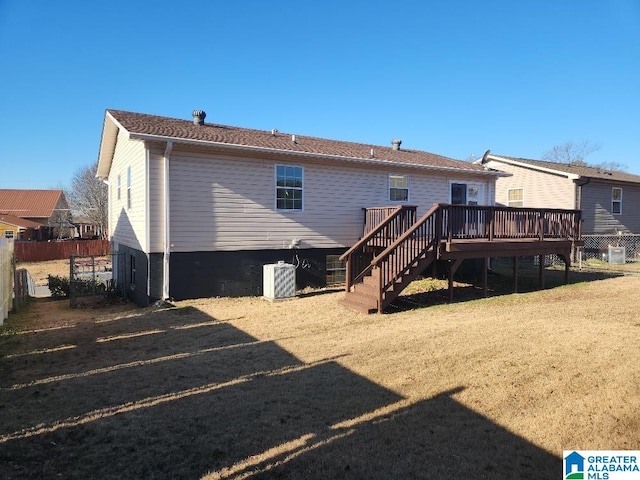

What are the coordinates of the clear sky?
(1, 0, 639, 189)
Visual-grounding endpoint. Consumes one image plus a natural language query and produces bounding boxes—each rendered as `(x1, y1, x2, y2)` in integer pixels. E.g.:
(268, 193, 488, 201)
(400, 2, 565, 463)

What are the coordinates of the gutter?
(128, 132, 502, 178)
(163, 141, 173, 300)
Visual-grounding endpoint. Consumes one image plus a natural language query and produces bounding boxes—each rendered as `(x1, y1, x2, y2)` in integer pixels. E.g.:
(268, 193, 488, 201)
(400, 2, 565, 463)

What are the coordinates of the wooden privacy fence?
(13, 268, 34, 312)
(1, 238, 14, 324)
(14, 239, 111, 262)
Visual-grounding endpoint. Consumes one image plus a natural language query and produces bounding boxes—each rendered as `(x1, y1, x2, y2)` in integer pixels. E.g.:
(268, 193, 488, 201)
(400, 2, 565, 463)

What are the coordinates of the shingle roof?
(106, 109, 490, 174)
(0, 213, 43, 229)
(487, 154, 640, 184)
(0, 189, 65, 220)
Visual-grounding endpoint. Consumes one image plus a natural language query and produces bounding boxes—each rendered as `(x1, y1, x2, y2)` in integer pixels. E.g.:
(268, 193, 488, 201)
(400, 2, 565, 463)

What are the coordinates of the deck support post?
(448, 258, 463, 303)
(559, 253, 571, 284)
(483, 257, 488, 297)
(539, 254, 545, 289)
(513, 256, 519, 293)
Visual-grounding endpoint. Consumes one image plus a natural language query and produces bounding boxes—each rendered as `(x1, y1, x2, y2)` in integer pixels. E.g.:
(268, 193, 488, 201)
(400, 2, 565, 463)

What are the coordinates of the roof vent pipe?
(192, 110, 206, 125)
(392, 139, 402, 150)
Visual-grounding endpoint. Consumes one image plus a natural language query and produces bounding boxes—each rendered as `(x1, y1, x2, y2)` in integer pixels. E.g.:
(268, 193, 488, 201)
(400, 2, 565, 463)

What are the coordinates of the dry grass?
(0, 261, 639, 478)
(17, 259, 71, 285)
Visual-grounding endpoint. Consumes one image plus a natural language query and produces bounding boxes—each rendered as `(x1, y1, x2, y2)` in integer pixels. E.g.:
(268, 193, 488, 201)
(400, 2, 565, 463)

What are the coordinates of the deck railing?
(441, 205, 582, 242)
(363, 206, 417, 237)
(340, 205, 417, 289)
(344, 204, 582, 294)
(370, 204, 441, 295)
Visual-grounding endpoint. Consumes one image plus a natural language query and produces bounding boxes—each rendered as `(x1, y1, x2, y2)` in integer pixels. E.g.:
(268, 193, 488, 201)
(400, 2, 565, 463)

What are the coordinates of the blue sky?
(1, 0, 639, 189)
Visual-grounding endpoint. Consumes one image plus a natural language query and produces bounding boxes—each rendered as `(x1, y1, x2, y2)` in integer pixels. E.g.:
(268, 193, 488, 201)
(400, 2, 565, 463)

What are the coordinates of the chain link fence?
(579, 234, 640, 263)
(69, 254, 126, 307)
(532, 234, 640, 267)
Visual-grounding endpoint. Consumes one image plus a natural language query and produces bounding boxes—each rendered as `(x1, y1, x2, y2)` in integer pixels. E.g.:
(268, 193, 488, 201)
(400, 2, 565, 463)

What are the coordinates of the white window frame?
(4, 230, 14, 239)
(507, 188, 524, 207)
(612, 187, 622, 215)
(389, 175, 409, 202)
(117, 174, 121, 201)
(275, 165, 304, 211)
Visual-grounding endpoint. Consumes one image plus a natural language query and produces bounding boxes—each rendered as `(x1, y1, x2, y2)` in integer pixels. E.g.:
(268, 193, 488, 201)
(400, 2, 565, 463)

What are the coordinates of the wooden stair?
(340, 203, 582, 314)
(341, 249, 437, 314)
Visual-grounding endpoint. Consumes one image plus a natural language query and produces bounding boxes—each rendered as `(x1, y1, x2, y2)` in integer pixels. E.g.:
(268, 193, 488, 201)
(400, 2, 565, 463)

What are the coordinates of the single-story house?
(0, 189, 71, 240)
(480, 152, 640, 235)
(72, 217, 103, 239)
(0, 214, 44, 241)
(96, 109, 503, 306)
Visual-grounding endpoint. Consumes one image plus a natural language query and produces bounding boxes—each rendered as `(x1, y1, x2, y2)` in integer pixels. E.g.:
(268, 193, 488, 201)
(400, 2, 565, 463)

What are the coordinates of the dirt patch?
(1, 272, 639, 479)
(17, 259, 71, 286)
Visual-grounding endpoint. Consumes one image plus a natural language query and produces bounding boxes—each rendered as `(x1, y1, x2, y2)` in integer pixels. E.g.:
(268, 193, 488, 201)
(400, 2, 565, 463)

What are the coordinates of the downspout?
(163, 141, 173, 300)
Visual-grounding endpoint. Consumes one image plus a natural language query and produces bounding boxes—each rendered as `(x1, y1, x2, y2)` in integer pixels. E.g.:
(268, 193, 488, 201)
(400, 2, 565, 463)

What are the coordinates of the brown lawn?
(1, 260, 639, 479)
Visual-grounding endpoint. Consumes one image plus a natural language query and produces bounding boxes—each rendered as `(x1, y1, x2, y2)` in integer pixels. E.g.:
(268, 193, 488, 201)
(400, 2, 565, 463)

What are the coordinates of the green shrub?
(48, 275, 70, 298)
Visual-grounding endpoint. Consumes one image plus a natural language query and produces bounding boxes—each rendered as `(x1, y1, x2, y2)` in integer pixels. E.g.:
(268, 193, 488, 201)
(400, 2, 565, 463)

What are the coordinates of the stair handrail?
(339, 206, 403, 261)
(340, 206, 414, 290)
(370, 203, 442, 294)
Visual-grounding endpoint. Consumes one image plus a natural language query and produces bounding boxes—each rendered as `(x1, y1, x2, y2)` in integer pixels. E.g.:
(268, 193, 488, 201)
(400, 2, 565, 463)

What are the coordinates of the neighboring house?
(480, 152, 640, 234)
(96, 109, 502, 306)
(0, 189, 71, 240)
(72, 218, 102, 239)
(0, 214, 44, 241)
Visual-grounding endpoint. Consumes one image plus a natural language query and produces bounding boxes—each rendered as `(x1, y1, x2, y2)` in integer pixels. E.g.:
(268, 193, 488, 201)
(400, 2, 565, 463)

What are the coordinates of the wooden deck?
(340, 204, 583, 313)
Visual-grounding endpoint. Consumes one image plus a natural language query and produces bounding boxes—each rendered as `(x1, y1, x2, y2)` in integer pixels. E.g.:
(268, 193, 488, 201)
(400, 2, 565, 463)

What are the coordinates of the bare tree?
(66, 161, 108, 239)
(542, 140, 627, 171)
(541, 140, 600, 166)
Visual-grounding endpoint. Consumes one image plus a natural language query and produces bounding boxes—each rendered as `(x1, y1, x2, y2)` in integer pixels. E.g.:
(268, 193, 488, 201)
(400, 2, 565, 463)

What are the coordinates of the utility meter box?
(263, 261, 296, 300)
(608, 246, 626, 264)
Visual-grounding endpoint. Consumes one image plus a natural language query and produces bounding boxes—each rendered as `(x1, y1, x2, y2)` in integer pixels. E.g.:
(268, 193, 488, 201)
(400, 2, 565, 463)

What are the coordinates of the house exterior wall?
(0, 222, 18, 239)
(581, 180, 640, 234)
(488, 161, 576, 210)
(165, 147, 495, 253)
(147, 146, 166, 254)
(108, 130, 146, 251)
(107, 137, 496, 300)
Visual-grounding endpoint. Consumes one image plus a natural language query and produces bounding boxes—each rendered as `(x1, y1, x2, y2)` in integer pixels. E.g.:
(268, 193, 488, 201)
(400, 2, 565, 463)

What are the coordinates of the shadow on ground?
(390, 260, 624, 312)
(1, 302, 559, 479)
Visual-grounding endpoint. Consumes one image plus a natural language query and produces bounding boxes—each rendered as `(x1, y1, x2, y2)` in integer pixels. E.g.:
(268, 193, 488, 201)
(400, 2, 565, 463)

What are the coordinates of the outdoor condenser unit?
(607, 246, 626, 264)
(263, 261, 296, 300)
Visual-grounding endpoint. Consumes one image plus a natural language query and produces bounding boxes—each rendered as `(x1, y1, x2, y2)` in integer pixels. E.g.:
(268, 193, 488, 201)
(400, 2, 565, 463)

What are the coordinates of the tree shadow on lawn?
(1, 305, 559, 479)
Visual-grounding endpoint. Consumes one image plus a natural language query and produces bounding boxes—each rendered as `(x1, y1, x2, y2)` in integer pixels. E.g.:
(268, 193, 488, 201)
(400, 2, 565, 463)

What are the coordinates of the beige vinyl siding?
(108, 130, 146, 250)
(489, 161, 575, 210)
(167, 149, 492, 252)
(147, 147, 166, 253)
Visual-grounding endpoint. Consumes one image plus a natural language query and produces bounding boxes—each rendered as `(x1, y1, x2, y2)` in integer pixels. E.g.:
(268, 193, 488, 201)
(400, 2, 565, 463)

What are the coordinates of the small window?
(276, 165, 303, 211)
(326, 255, 346, 286)
(4, 230, 14, 239)
(508, 188, 524, 207)
(389, 175, 409, 202)
(117, 175, 121, 200)
(127, 167, 132, 210)
(612, 187, 622, 215)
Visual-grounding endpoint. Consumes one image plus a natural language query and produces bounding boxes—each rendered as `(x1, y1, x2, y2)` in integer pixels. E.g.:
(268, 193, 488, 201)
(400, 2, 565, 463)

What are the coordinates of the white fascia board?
(129, 132, 503, 178)
(96, 112, 123, 179)
(487, 154, 580, 180)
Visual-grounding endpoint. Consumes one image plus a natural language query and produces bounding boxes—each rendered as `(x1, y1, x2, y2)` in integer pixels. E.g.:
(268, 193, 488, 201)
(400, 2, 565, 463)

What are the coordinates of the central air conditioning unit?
(263, 261, 296, 300)
(608, 246, 626, 264)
